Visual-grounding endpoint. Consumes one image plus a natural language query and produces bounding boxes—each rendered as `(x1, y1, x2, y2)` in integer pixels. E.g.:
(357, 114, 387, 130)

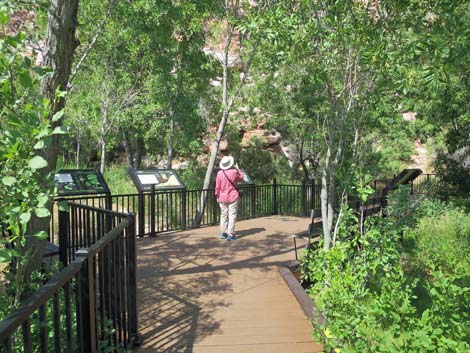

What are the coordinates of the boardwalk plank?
(136, 216, 323, 353)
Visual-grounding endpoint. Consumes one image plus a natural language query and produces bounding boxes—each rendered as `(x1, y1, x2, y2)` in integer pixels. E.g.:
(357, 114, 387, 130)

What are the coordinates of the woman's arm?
(215, 172, 221, 196)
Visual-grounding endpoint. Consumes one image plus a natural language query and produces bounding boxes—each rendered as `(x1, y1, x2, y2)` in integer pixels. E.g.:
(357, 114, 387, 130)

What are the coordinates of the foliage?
(103, 165, 135, 195)
(301, 193, 470, 353)
(434, 148, 470, 197)
(0, 6, 58, 305)
(65, 0, 217, 171)
(239, 136, 276, 182)
(178, 161, 207, 190)
(98, 318, 132, 353)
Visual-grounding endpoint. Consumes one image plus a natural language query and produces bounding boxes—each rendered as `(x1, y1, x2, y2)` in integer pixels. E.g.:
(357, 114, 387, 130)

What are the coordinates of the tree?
(392, 1, 470, 195)
(249, 2, 383, 248)
(66, 0, 215, 171)
(193, 0, 258, 226)
(40, 0, 79, 171)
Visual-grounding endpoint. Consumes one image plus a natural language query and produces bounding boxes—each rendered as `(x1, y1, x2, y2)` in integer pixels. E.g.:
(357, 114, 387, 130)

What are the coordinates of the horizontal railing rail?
(49, 175, 437, 240)
(58, 202, 132, 265)
(1, 206, 138, 353)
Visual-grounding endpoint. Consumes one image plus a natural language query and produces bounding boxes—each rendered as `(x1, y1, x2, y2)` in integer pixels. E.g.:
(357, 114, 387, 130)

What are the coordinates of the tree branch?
(66, 0, 116, 94)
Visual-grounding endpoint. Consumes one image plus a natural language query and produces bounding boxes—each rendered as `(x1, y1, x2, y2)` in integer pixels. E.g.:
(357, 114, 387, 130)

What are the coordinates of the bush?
(409, 209, 470, 276)
(103, 165, 136, 194)
(301, 196, 470, 353)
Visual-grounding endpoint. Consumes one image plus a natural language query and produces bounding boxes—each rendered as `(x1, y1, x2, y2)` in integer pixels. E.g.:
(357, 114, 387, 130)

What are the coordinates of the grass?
(103, 165, 136, 195)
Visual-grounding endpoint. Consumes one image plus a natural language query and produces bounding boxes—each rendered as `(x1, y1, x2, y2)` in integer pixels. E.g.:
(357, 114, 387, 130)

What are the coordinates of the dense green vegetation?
(1, 0, 469, 351)
(0, 5, 58, 308)
(301, 188, 470, 352)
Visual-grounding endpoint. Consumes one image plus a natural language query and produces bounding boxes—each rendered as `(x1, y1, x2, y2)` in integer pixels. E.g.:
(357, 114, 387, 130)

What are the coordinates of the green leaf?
(34, 231, 49, 240)
(36, 128, 50, 139)
(33, 140, 45, 149)
(34, 207, 50, 218)
(52, 126, 68, 135)
(9, 249, 21, 257)
(52, 110, 65, 122)
(37, 194, 49, 207)
(55, 89, 67, 98)
(0, 250, 12, 263)
(58, 201, 69, 212)
(2, 176, 16, 186)
(19, 71, 33, 88)
(32, 66, 51, 77)
(19, 212, 31, 224)
(28, 156, 47, 170)
(0, 9, 9, 26)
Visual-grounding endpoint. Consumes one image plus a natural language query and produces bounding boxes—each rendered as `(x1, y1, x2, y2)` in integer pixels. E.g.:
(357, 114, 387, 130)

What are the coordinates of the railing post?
(58, 203, 69, 266)
(212, 190, 218, 226)
(273, 178, 278, 215)
(301, 179, 307, 217)
(105, 194, 113, 233)
(2, 336, 12, 352)
(138, 192, 145, 237)
(381, 193, 387, 217)
(105, 194, 112, 211)
(181, 188, 187, 230)
(310, 179, 315, 212)
(251, 185, 256, 219)
(150, 185, 156, 237)
(126, 214, 139, 345)
(76, 250, 97, 353)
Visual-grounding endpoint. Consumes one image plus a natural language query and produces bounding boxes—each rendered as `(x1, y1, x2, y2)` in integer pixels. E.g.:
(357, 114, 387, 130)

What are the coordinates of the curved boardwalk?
(136, 216, 323, 353)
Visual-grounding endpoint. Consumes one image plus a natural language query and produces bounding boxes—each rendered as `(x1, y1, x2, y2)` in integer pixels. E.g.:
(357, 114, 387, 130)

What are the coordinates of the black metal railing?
(58, 202, 132, 265)
(48, 175, 436, 240)
(410, 173, 438, 195)
(1, 205, 138, 353)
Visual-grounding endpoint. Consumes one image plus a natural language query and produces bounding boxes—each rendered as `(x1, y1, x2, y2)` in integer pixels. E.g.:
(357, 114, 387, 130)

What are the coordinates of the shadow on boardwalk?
(136, 216, 323, 353)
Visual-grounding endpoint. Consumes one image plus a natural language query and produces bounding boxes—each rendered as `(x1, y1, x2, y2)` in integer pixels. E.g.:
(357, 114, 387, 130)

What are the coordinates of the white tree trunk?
(321, 111, 344, 251)
(100, 139, 106, 174)
(75, 132, 81, 168)
(320, 133, 332, 250)
(193, 1, 234, 226)
(167, 118, 174, 169)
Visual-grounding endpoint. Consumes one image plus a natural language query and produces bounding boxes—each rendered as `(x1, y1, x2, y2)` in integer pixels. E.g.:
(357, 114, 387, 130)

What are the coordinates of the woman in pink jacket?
(215, 156, 244, 240)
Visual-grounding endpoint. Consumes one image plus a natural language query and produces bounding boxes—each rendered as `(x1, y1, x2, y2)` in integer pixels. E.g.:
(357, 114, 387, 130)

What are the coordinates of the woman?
(215, 155, 244, 240)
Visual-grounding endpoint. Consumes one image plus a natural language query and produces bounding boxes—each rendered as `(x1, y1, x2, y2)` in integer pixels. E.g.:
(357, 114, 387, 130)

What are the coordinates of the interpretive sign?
(128, 168, 185, 192)
(54, 169, 110, 196)
(238, 169, 254, 185)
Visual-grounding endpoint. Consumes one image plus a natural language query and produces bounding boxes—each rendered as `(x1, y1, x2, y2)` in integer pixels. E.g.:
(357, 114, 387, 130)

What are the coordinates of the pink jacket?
(215, 169, 244, 203)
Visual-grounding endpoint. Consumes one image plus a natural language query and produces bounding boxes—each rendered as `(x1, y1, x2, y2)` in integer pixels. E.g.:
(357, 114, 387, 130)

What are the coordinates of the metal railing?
(410, 173, 437, 195)
(58, 202, 132, 265)
(50, 181, 319, 240)
(48, 175, 437, 240)
(1, 205, 138, 353)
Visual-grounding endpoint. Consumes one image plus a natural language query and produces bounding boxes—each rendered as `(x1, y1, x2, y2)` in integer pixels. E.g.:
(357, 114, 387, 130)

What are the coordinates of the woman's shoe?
(226, 234, 236, 241)
(220, 233, 228, 239)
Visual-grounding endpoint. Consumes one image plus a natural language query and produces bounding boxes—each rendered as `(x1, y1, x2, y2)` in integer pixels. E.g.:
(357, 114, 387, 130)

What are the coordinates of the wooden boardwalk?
(135, 216, 323, 353)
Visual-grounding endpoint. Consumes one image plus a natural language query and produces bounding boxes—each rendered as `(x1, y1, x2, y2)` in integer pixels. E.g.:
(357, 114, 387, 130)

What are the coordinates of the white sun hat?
(219, 155, 235, 170)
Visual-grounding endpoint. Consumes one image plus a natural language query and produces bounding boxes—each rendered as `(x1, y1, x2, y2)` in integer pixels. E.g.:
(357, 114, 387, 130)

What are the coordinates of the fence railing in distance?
(49, 176, 436, 239)
(1, 207, 138, 353)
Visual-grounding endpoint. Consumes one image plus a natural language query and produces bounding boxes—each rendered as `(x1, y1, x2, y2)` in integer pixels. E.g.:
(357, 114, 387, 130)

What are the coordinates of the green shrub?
(411, 209, 470, 276)
(103, 165, 136, 195)
(301, 197, 470, 353)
